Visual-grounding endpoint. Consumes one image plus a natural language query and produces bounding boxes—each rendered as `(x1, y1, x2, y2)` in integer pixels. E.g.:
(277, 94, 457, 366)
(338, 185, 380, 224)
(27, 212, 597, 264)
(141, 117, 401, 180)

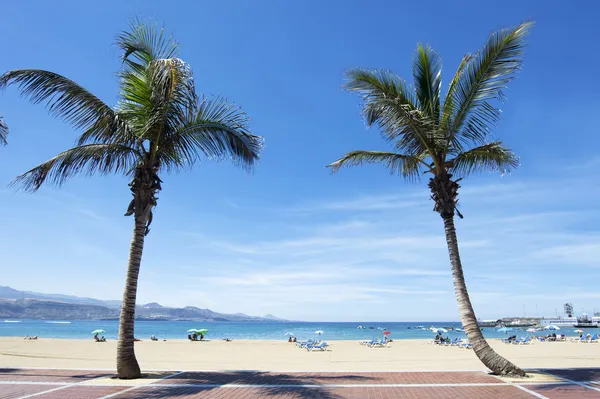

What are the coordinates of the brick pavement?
(0, 368, 598, 398)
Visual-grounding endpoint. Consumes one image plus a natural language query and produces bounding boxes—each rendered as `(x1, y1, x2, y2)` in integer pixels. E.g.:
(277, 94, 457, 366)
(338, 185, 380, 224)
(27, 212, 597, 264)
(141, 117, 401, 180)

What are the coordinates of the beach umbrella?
(433, 328, 448, 334)
(187, 329, 198, 333)
(574, 329, 584, 333)
(545, 325, 560, 330)
(91, 329, 105, 335)
(315, 330, 324, 335)
(497, 327, 513, 333)
(284, 332, 294, 336)
(197, 329, 208, 334)
(382, 331, 391, 335)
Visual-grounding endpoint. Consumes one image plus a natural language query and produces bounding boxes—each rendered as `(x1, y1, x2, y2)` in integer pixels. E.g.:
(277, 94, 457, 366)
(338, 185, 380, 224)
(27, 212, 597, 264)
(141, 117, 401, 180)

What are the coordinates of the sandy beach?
(0, 337, 598, 371)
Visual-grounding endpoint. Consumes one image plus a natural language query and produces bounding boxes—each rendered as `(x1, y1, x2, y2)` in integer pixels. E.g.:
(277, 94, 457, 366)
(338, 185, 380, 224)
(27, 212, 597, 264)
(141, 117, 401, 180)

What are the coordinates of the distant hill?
(0, 286, 285, 322)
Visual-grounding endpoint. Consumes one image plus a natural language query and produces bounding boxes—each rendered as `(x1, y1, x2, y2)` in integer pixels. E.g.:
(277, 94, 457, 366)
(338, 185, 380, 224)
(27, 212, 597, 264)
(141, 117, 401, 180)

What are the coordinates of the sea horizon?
(1, 319, 578, 341)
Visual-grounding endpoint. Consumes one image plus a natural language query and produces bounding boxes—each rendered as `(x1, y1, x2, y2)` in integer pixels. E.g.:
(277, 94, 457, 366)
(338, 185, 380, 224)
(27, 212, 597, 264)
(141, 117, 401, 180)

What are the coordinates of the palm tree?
(0, 22, 263, 379)
(327, 22, 532, 376)
(0, 117, 7, 145)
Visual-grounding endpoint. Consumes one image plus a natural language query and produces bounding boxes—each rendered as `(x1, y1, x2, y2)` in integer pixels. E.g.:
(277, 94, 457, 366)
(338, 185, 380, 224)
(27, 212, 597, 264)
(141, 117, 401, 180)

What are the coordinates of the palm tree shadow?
(537, 367, 600, 383)
(131, 371, 374, 398)
(0, 368, 108, 380)
(525, 368, 600, 395)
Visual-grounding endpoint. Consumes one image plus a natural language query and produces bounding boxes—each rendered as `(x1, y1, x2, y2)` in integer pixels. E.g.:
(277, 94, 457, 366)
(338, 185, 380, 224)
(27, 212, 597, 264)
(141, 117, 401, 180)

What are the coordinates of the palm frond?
(413, 44, 442, 122)
(0, 117, 7, 145)
(327, 150, 427, 180)
(447, 141, 519, 177)
(0, 70, 117, 134)
(116, 18, 179, 68)
(12, 144, 141, 192)
(446, 21, 533, 150)
(159, 96, 263, 171)
(344, 68, 438, 158)
(440, 54, 472, 133)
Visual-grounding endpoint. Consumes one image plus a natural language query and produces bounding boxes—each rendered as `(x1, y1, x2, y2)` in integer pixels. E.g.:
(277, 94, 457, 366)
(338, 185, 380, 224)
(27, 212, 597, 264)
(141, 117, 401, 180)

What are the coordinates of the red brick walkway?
(0, 368, 599, 398)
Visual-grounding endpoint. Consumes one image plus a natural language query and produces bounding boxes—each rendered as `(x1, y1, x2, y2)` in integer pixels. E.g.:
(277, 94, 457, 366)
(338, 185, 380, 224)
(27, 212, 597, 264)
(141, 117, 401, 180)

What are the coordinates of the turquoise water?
(0, 320, 575, 341)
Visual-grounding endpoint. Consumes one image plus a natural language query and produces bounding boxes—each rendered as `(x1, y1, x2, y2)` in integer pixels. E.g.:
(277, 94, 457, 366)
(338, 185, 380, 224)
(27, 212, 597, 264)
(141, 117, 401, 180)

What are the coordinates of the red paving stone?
(0, 384, 54, 399)
(3, 368, 600, 398)
(34, 385, 128, 399)
(158, 371, 500, 386)
(119, 385, 535, 398)
(529, 383, 600, 399)
(0, 368, 109, 383)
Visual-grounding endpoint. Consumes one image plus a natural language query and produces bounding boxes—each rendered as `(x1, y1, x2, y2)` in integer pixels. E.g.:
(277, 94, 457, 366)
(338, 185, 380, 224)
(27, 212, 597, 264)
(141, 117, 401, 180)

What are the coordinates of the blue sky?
(1, 1, 599, 322)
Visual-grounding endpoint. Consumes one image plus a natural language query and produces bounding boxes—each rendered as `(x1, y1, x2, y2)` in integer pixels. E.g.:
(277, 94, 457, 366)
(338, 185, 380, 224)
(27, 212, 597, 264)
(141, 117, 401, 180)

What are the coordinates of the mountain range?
(0, 286, 285, 322)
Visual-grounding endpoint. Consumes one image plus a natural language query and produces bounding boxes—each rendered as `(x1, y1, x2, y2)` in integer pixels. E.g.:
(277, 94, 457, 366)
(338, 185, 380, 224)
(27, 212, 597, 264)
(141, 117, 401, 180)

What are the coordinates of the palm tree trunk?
(116, 214, 146, 379)
(442, 215, 526, 377)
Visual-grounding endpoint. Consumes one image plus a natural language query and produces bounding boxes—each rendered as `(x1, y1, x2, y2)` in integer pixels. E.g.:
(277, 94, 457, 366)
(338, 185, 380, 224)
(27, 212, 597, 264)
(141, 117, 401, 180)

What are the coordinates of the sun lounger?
(450, 338, 462, 347)
(582, 334, 598, 343)
(307, 341, 329, 351)
(459, 340, 472, 349)
(513, 337, 531, 345)
(370, 339, 389, 348)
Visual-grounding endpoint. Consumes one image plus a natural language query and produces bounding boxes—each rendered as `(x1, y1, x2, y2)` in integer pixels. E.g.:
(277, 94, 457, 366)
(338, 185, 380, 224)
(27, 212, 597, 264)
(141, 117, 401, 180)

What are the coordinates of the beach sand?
(1, 338, 598, 371)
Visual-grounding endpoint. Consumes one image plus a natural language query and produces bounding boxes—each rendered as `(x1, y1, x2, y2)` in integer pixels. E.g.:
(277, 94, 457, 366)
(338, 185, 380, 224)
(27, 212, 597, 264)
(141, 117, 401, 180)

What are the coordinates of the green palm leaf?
(344, 68, 437, 158)
(116, 18, 179, 69)
(446, 21, 533, 150)
(413, 44, 442, 122)
(0, 117, 7, 145)
(160, 96, 263, 171)
(0, 70, 116, 133)
(447, 141, 519, 176)
(13, 144, 141, 192)
(327, 150, 427, 180)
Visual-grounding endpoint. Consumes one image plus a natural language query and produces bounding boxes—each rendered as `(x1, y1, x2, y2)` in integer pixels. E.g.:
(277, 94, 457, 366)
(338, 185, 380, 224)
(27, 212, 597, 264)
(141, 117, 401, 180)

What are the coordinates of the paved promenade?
(1, 368, 599, 398)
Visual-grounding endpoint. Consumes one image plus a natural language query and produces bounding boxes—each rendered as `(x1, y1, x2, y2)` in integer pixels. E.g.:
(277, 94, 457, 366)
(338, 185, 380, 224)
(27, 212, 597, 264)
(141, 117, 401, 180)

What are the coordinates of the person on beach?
(199, 333, 204, 340)
(94, 333, 99, 342)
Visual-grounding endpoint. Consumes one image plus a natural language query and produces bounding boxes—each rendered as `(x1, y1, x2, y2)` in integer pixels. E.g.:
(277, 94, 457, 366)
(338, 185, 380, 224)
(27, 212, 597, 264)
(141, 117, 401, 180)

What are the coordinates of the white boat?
(3, 320, 21, 323)
(540, 317, 577, 327)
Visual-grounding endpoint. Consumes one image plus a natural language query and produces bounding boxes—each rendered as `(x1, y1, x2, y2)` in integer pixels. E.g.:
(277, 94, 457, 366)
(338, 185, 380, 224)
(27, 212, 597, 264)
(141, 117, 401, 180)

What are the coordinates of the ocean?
(0, 320, 570, 341)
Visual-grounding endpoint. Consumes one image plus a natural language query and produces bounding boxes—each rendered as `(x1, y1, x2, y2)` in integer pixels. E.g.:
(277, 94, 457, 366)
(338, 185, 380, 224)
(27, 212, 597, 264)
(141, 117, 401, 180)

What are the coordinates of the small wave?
(45, 321, 71, 324)
(3, 320, 22, 323)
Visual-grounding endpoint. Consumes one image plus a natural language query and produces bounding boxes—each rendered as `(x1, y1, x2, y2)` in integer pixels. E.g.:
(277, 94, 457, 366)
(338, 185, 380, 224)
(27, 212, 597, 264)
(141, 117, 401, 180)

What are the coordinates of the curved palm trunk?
(442, 216, 525, 376)
(116, 214, 146, 379)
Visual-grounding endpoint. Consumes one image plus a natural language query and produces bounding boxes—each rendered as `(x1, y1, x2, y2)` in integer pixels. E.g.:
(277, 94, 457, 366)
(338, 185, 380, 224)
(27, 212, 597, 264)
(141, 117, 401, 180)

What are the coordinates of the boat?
(357, 325, 366, 329)
(3, 320, 21, 323)
(574, 314, 599, 328)
(456, 328, 465, 332)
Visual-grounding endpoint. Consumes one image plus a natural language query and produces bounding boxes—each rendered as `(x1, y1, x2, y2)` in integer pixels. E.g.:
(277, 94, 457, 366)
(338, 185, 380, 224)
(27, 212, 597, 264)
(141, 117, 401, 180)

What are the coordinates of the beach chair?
(450, 338, 462, 347)
(459, 340, 472, 349)
(443, 338, 457, 347)
(583, 334, 598, 343)
(515, 337, 531, 345)
(371, 339, 389, 348)
(360, 339, 375, 346)
(296, 339, 315, 349)
(307, 341, 329, 351)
